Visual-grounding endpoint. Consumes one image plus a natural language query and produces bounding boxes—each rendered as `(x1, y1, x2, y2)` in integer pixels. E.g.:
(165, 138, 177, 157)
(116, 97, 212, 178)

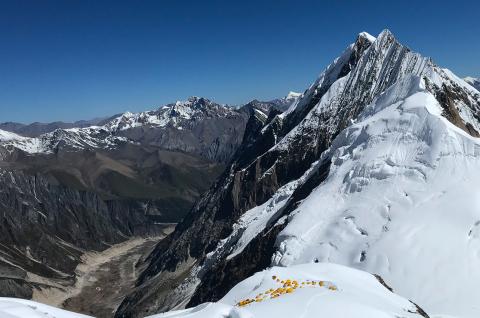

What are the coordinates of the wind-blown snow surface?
(148, 263, 428, 318)
(0, 298, 91, 318)
(269, 75, 480, 318)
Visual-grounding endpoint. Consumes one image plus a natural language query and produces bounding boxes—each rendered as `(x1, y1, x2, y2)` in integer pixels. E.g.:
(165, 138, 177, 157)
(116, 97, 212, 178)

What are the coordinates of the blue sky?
(1, 0, 479, 123)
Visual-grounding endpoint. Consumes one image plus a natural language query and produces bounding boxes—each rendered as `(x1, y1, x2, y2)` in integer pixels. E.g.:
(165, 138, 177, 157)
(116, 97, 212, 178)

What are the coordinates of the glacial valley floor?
(33, 224, 175, 318)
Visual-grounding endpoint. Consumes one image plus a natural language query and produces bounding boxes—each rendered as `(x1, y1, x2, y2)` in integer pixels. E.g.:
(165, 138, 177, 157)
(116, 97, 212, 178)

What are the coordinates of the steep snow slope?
(148, 263, 430, 318)
(0, 298, 91, 318)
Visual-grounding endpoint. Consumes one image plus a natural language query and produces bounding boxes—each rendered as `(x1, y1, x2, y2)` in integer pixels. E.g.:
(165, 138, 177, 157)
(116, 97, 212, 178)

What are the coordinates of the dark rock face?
(115, 114, 247, 163)
(425, 76, 480, 137)
(187, 158, 332, 307)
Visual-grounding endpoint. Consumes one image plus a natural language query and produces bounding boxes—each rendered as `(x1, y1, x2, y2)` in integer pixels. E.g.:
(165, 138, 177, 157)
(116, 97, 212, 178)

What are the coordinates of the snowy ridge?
(148, 263, 429, 318)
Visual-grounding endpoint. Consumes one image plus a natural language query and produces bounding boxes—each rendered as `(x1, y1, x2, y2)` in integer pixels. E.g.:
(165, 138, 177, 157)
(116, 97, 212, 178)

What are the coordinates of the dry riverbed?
(32, 224, 175, 318)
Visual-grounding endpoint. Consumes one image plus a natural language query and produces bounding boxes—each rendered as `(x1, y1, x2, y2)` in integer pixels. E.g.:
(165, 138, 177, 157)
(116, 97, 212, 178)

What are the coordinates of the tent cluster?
(236, 275, 338, 307)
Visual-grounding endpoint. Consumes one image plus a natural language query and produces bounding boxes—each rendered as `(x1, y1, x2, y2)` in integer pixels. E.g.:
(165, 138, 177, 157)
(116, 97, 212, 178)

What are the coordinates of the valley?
(55, 225, 174, 318)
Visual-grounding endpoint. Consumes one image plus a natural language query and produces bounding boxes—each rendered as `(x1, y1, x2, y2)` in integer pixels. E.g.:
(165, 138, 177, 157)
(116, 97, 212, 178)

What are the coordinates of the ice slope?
(270, 75, 480, 318)
(148, 263, 429, 318)
(0, 298, 91, 318)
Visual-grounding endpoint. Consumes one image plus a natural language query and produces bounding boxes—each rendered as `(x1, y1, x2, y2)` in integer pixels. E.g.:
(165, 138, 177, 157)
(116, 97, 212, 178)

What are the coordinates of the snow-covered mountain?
(116, 30, 480, 318)
(0, 126, 129, 154)
(464, 76, 480, 92)
(267, 91, 302, 112)
(102, 97, 235, 132)
(0, 94, 301, 163)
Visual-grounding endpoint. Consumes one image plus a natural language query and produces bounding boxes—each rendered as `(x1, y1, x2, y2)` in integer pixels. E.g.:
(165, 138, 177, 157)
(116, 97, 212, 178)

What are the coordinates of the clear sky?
(1, 0, 479, 123)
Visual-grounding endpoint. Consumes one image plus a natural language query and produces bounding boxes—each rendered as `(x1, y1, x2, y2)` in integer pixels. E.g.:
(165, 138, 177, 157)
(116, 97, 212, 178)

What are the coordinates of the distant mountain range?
(0, 93, 300, 139)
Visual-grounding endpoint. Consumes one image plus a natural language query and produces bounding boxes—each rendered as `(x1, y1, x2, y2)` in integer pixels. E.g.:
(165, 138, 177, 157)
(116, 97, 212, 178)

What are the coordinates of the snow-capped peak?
(285, 91, 301, 100)
(357, 31, 376, 43)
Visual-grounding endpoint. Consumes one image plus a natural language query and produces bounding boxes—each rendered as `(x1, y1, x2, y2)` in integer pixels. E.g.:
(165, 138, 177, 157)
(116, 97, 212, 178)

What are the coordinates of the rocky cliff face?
(115, 30, 480, 318)
(0, 168, 165, 299)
